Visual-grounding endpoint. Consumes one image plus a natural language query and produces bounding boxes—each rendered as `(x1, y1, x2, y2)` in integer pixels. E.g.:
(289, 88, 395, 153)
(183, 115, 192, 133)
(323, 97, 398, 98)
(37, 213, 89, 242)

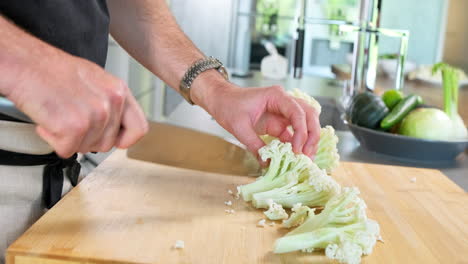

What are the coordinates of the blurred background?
(105, 0, 467, 123)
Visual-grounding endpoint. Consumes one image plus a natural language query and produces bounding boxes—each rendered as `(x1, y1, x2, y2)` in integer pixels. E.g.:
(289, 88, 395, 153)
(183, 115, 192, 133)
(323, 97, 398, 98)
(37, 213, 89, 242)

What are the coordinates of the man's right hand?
(4, 53, 148, 158)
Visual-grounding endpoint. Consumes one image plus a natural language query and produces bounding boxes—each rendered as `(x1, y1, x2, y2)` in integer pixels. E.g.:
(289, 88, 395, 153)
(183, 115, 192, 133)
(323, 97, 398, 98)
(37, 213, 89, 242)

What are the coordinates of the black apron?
(0, 0, 110, 67)
(0, 1, 110, 208)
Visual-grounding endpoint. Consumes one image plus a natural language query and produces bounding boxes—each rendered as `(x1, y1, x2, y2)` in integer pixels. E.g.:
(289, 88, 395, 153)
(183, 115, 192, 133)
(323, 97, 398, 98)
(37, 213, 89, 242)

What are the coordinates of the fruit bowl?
(343, 116, 468, 161)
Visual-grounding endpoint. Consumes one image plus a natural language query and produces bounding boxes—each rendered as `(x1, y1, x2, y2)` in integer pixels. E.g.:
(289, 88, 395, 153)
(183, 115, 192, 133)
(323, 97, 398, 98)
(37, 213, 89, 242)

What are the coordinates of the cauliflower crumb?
(224, 200, 232, 206)
(301, 247, 314, 253)
(227, 189, 234, 195)
(225, 209, 235, 214)
(269, 221, 276, 226)
(235, 186, 241, 199)
(174, 240, 185, 249)
(410, 177, 416, 183)
(377, 235, 385, 243)
(257, 219, 266, 227)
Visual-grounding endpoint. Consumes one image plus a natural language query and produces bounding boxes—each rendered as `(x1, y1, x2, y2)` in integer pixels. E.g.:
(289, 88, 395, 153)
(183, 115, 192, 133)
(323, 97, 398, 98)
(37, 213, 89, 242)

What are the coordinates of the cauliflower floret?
(264, 201, 289, 220)
(239, 140, 310, 201)
(313, 126, 340, 174)
(288, 88, 322, 115)
(252, 161, 340, 209)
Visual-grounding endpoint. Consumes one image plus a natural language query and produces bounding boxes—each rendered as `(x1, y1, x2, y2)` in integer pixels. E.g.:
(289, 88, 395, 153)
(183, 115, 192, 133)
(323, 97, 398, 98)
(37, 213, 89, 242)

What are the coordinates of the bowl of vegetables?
(345, 63, 468, 161)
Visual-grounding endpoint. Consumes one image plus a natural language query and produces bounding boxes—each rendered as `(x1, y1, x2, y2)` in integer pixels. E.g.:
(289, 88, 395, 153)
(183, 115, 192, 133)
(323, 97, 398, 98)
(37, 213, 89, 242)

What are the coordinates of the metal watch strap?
(179, 56, 229, 105)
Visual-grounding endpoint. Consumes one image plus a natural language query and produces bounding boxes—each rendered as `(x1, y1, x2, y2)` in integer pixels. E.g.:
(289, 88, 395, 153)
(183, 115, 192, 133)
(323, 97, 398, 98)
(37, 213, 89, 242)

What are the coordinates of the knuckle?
(108, 81, 126, 107)
(94, 102, 110, 123)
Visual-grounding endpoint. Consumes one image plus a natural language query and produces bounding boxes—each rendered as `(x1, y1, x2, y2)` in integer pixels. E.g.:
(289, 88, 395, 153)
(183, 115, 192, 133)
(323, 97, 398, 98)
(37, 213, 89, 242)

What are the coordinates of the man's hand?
(3, 51, 148, 158)
(191, 74, 320, 160)
(0, 16, 148, 158)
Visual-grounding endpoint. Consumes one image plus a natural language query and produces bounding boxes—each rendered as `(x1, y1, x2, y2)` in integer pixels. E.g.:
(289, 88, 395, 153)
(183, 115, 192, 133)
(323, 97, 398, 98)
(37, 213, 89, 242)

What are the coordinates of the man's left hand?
(192, 79, 320, 161)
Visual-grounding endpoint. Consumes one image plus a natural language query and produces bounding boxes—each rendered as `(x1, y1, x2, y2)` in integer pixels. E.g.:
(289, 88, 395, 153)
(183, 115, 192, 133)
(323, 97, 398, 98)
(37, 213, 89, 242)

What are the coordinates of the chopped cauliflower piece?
(283, 203, 314, 228)
(173, 240, 185, 249)
(264, 201, 289, 220)
(224, 200, 232, 206)
(410, 177, 416, 183)
(237, 112, 381, 264)
(225, 209, 235, 214)
(238, 141, 297, 201)
(269, 221, 276, 226)
(228, 189, 234, 195)
(257, 219, 266, 227)
(325, 240, 363, 264)
(274, 188, 381, 264)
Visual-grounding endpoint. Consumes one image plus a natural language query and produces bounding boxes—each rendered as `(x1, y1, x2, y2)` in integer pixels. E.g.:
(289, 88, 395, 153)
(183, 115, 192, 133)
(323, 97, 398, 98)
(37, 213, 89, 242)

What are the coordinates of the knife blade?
(127, 121, 261, 176)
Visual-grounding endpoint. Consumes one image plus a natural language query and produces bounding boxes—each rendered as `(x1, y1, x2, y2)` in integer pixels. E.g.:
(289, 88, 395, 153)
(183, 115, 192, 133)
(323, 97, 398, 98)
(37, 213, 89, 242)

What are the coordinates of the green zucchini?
(347, 92, 389, 129)
(380, 94, 423, 130)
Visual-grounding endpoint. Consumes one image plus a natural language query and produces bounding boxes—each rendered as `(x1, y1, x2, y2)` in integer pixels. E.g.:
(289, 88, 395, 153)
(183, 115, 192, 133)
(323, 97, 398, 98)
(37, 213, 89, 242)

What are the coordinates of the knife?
(0, 97, 33, 123)
(127, 121, 261, 176)
(0, 98, 261, 175)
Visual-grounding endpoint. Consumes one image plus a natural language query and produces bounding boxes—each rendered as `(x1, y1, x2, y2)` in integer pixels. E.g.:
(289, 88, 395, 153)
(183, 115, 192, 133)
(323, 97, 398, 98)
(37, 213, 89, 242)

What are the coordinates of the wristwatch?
(179, 56, 229, 105)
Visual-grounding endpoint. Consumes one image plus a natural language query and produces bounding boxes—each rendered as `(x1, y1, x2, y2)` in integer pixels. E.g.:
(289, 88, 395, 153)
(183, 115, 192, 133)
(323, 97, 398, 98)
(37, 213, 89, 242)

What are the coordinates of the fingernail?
(293, 146, 302, 154)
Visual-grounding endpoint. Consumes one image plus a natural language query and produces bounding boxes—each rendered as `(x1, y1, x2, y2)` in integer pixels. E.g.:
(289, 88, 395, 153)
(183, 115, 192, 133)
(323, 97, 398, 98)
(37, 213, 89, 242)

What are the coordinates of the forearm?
(0, 16, 63, 97)
(107, 0, 229, 110)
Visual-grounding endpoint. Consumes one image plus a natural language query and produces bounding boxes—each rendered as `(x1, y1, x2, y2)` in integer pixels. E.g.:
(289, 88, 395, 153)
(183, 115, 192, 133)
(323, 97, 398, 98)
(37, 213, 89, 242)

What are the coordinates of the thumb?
(233, 124, 266, 166)
(115, 95, 148, 149)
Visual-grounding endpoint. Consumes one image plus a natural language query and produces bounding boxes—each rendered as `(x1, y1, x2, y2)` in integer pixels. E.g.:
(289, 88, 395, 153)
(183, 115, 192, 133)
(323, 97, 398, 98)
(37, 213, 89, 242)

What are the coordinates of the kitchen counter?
(161, 71, 467, 190)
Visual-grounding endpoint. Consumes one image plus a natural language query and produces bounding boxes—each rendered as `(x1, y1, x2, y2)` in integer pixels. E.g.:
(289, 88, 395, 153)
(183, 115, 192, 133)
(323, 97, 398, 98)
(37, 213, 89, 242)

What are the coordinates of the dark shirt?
(0, 0, 110, 68)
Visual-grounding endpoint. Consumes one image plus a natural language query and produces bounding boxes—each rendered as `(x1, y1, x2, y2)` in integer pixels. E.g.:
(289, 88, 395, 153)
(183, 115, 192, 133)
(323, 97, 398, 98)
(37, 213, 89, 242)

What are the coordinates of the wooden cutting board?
(6, 150, 468, 264)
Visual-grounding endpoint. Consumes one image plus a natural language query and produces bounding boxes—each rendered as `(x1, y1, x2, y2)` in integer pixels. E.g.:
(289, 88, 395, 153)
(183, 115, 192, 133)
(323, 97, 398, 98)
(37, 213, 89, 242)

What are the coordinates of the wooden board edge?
(6, 251, 144, 264)
(5, 252, 15, 264)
